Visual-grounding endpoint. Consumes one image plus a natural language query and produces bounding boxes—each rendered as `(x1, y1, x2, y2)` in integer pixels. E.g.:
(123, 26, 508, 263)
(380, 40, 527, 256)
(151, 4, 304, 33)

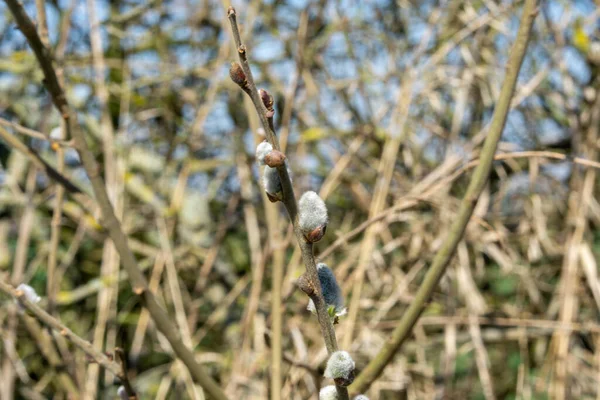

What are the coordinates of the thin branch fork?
(227, 6, 350, 400)
(3, 1, 229, 398)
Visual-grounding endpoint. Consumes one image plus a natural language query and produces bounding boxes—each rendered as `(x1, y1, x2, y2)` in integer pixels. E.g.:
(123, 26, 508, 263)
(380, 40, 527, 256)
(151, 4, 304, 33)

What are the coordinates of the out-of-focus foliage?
(0, 0, 599, 398)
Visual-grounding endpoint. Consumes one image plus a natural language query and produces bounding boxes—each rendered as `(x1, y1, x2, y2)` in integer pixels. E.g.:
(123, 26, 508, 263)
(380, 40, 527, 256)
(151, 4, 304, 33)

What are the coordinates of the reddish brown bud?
(229, 62, 247, 88)
(264, 150, 286, 167)
(333, 370, 355, 387)
(266, 192, 281, 203)
(304, 225, 327, 243)
(227, 6, 236, 17)
(259, 89, 274, 110)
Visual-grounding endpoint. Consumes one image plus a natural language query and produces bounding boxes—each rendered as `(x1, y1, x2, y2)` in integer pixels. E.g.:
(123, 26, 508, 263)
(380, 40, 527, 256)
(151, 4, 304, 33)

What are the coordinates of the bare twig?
(0, 118, 74, 147)
(34, 0, 49, 47)
(1, 168, 37, 399)
(84, 1, 122, 394)
(350, 0, 539, 393)
(552, 71, 600, 400)
(0, 125, 86, 198)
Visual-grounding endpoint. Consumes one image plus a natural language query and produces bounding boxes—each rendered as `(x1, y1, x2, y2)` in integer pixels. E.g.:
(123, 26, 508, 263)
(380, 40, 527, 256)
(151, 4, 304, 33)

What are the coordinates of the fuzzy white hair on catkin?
(262, 166, 281, 194)
(319, 385, 338, 400)
(298, 191, 328, 232)
(255, 141, 273, 165)
(324, 351, 355, 379)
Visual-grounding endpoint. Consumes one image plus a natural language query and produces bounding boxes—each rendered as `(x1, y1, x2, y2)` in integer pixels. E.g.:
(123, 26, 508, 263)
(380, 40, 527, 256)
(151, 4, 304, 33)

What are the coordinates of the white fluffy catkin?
(298, 191, 328, 232)
(255, 141, 273, 165)
(324, 351, 355, 380)
(15, 284, 41, 314)
(262, 165, 293, 197)
(262, 166, 281, 194)
(319, 385, 338, 400)
(16, 284, 40, 304)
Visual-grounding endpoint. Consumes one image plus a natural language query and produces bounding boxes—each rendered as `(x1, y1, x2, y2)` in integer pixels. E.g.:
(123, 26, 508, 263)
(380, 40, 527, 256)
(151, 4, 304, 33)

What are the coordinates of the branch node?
(296, 274, 315, 297)
(264, 150, 286, 168)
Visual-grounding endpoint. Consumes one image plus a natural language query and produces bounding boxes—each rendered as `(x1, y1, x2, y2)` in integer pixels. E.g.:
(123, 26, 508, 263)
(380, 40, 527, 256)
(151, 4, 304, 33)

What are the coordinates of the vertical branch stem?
(226, 6, 349, 399)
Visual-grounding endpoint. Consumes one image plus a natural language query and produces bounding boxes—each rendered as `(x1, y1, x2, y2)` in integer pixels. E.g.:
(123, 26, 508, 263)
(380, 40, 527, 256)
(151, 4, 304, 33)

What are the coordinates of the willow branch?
(3, 1, 228, 398)
(350, 0, 539, 393)
(227, 6, 349, 400)
(0, 278, 121, 377)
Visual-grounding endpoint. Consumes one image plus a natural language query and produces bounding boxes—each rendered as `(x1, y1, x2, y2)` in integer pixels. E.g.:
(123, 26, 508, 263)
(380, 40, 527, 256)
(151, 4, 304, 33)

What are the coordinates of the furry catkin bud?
(15, 284, 41, 314)
(324, 351, 355, 386)
(263, 166, 281, 201)
(264, 150, 286, 168)
(16, 284, 41, 304)
(262, 166, 292, 202)
(256, 141, 273, 165)
(229, 62, 247, 88)
(298, 191, 328, 243)
(307, 263, 346, 319)
(319, 386, 338, 400)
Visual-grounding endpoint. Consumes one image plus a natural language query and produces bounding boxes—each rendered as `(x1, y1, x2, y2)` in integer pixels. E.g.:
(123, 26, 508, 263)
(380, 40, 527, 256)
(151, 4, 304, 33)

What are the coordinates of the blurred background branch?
(0, 0, 599, 398)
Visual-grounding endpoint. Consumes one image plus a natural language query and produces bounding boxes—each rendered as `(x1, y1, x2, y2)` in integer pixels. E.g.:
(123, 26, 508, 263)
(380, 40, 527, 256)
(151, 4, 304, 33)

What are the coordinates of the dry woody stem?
(227, 6, 349, 400)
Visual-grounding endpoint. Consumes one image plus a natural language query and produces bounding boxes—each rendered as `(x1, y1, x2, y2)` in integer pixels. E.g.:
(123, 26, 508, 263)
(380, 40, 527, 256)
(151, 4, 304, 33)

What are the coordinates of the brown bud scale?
(334, 370, 355, 387)
(259, 89, 274, 110)
(296, 274, 315, 296)
(264, 150, 286, 168)
(304, 225, 327, 243)
(229, 62, 247, 88)
(266, 192, 281, 203)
